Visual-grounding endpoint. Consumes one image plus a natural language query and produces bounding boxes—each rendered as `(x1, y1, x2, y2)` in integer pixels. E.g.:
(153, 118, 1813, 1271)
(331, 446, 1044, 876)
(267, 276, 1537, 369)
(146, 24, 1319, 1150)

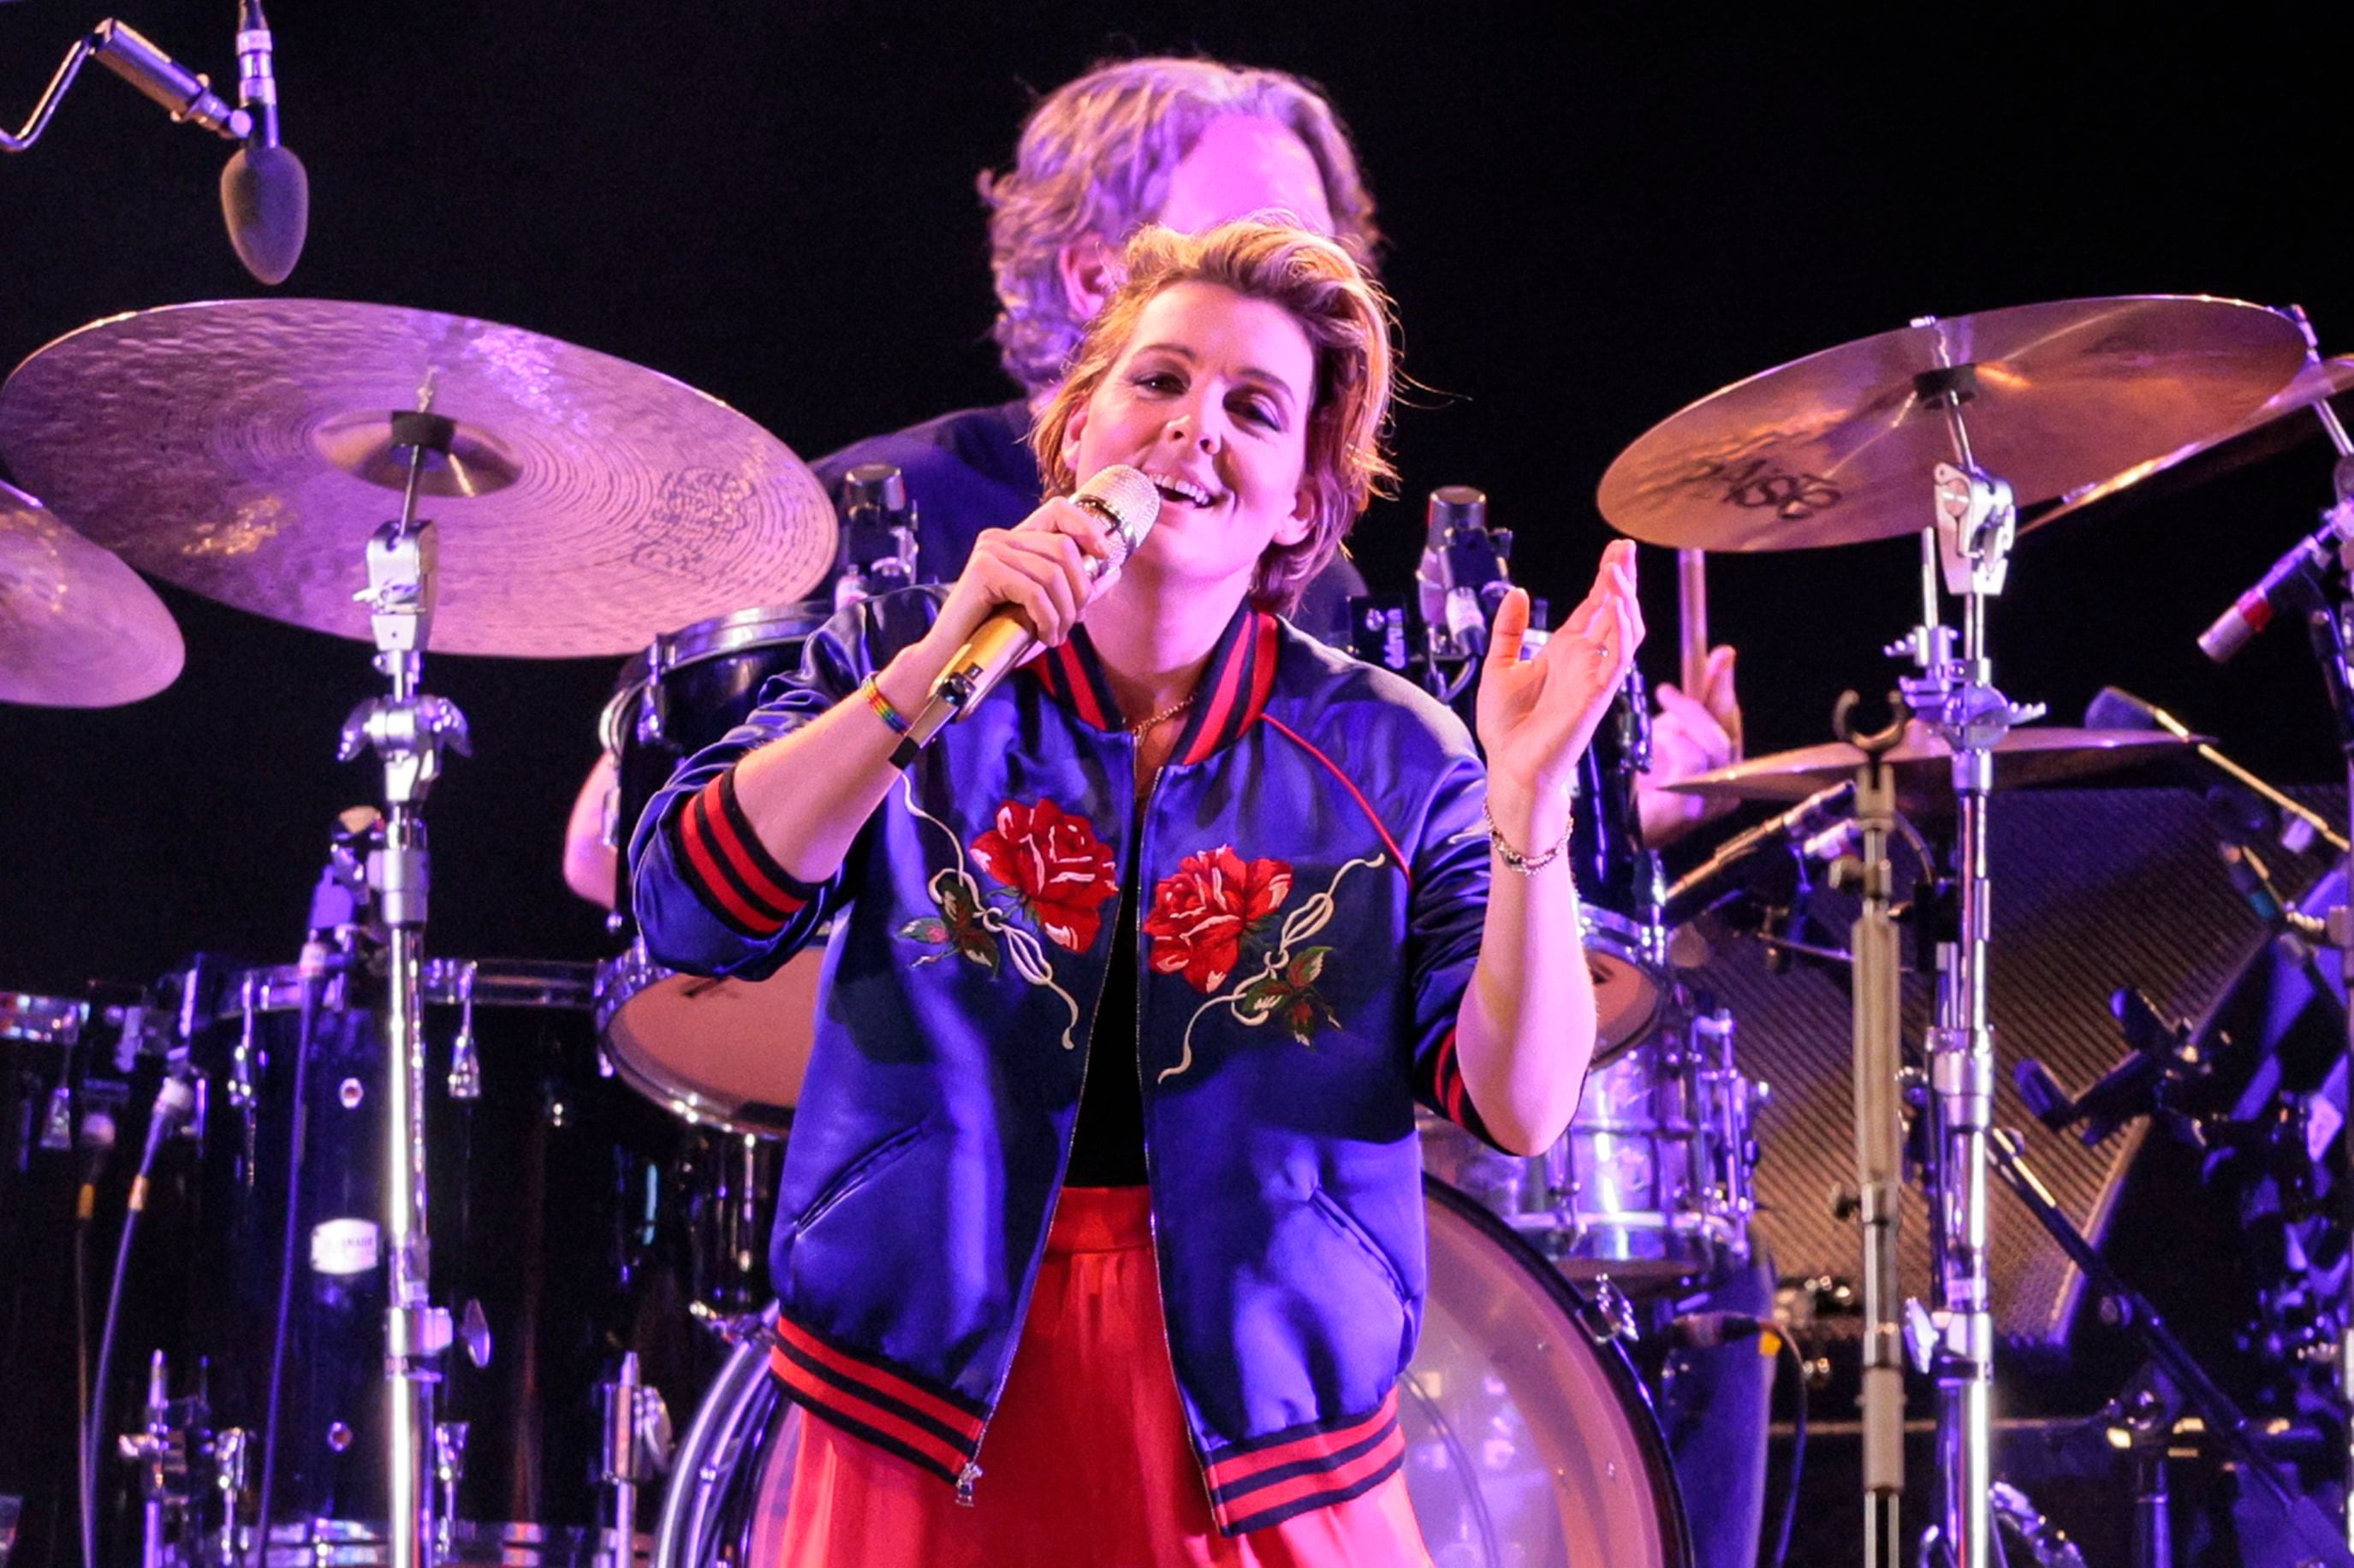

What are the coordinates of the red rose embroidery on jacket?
(969, 797, 1120, 953)
(1143, 847, 1294, 993)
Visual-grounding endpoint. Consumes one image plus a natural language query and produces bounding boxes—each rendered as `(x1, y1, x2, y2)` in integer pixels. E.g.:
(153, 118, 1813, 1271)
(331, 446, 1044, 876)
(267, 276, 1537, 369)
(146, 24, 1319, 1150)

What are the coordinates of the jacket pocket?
(1307, 1186, 1412, 1313)
(788, 1121, 927, 1237)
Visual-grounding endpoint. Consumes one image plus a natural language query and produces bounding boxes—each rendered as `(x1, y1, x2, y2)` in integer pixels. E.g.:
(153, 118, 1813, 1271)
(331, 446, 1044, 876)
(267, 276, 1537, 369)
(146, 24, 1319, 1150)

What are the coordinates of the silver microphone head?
(1071, 464, 1162, 567)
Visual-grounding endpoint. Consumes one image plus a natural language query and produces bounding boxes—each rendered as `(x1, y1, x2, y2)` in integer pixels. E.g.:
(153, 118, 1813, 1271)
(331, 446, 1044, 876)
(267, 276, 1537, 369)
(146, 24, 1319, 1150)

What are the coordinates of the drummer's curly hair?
(981, 57, 1379, 396)
(1031, 220, 1398, 616)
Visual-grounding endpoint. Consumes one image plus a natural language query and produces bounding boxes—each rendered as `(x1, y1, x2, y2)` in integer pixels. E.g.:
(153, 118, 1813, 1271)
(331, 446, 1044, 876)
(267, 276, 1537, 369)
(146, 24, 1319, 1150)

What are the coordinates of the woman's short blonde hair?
(1031, 221, 1397, 615)
(982, 56, 1379, 396)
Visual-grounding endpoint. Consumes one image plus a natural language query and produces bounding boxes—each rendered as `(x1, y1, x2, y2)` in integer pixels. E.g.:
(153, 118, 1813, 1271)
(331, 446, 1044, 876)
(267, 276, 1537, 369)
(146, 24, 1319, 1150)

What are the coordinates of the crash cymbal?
(1599, 296, 2310, 551)
(2026, 354, 2354, 532)
(1661, 726, 2204, 811)
(1, 478, 182, 707)
(0, 300, 837, 658)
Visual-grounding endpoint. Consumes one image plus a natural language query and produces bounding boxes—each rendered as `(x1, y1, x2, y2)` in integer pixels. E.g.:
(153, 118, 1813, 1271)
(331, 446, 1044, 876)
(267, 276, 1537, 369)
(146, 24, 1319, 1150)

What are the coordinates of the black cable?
(84, 1114, 170, 1568)
(74, 1198, 92, 1565)
(250, 954, 324, 1566)
(1768, 1330, 1806, 1568)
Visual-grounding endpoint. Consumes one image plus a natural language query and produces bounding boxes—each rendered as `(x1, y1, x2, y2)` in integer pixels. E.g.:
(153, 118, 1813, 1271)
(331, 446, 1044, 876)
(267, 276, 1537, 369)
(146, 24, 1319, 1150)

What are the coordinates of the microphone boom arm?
(4, 21, 249, 153)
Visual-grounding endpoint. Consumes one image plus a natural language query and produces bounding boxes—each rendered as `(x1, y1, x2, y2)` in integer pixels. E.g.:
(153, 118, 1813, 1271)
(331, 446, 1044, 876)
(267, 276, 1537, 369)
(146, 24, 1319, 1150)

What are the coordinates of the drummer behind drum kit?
(4, 286, 2354, 1568)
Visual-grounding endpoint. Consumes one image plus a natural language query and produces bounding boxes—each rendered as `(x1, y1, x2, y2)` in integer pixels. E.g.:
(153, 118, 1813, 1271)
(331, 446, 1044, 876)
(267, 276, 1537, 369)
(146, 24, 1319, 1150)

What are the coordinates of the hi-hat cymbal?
(0, 300, 837, 658)
(1662, 726, 2204, 811)
(1, 478, 183, 708)
(1599, 296, 2311, 551)
(2026, 354, 2354, 532)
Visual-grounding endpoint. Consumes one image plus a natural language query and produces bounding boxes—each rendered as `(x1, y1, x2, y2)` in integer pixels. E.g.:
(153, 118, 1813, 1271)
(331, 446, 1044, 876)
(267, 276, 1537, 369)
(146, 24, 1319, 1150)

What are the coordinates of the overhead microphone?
(888, 465, 1161, 769)
(219, 0, 307, 285)
(2, 10, 303, 284)
(87, 19, 248, 139)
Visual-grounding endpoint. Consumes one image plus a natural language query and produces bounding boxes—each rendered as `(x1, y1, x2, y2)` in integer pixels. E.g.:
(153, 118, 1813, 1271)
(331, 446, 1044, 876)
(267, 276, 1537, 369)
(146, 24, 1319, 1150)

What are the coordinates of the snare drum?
(1424, 1007, 1762, 1291)
(600, 603, 837, 1137)
(647, 1180, 1691, 1567)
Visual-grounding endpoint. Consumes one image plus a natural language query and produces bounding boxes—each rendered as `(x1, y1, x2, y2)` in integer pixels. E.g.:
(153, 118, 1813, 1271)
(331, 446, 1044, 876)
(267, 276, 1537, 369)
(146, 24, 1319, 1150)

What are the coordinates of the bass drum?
(649, 1180, 1691, 1567)
(599, 602, 838, 1137)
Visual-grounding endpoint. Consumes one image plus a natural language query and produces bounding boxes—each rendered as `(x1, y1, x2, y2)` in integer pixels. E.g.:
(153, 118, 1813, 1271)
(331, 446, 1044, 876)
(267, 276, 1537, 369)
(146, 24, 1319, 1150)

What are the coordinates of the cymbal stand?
(1890, 351, 2045, 1568)
(336, 403, 472, 1568)
(1832, 693, 1909, 1568)
(2295, 395, 2354, 1553)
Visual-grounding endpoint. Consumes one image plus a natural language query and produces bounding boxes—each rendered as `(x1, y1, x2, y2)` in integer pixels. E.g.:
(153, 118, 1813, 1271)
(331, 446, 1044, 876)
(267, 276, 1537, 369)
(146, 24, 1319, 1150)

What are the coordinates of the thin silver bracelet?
(1483, 799, 1572, 876)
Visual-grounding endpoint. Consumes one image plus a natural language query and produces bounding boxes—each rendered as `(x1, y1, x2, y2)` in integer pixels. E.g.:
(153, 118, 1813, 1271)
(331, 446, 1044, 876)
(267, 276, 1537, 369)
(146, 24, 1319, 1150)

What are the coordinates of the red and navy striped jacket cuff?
(1416, 1027, 1502, 1149)
(664, 768, 814, 939)
(767, 1314, 987, 1485)
(1201, 1388, 1406, 1536)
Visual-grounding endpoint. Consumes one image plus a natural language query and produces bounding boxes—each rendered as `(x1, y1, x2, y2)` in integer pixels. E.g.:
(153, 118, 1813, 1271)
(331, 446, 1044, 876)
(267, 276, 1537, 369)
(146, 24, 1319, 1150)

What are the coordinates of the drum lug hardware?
(433, 1421, 469, 1549)
(211, 1426, 251, 1565)
(446, 960, 481, 1099)
(1588, 1275, 1639, 1343)
(458, 1298, 492, 1368)
(39, 1077, 74, 1151)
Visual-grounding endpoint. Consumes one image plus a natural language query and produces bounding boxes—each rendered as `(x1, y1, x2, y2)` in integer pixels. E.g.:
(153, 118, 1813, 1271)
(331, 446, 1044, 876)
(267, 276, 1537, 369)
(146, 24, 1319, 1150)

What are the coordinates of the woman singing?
(630, 217, 1643, 1565)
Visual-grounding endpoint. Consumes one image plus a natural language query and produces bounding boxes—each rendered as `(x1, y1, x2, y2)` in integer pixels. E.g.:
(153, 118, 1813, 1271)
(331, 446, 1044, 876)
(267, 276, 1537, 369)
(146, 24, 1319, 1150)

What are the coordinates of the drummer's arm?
(1635, 644, 1742, 847)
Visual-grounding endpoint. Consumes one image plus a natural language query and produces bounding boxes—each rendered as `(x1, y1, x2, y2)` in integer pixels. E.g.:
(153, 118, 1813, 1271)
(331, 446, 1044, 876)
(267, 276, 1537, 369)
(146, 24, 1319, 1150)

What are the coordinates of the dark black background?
(3, 3, 2345, 994)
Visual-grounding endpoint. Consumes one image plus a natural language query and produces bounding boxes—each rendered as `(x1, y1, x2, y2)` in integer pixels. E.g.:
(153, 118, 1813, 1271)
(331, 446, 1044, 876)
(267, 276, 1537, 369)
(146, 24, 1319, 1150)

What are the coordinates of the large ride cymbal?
(0, 300, 837, 658)
(1599, 296, 2311, 551)
(1, 478, 183, 708)
(2026, 354, 2354, 532)
(1661, 726, 2203, 812)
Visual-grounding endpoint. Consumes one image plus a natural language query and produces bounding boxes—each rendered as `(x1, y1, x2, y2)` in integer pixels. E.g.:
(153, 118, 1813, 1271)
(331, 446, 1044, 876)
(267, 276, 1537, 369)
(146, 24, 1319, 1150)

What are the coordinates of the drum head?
(600, 946, 820, 1137)
(1411, 1179, 1691, 1566)
(655, 1182, 1688, 1567)
(1584, 907, 1666, 1066)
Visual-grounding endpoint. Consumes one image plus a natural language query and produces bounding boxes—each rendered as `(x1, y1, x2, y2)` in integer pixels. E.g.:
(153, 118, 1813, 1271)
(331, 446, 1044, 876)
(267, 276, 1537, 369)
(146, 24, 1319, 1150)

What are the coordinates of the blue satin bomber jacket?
(628, 587, 1501, 1536)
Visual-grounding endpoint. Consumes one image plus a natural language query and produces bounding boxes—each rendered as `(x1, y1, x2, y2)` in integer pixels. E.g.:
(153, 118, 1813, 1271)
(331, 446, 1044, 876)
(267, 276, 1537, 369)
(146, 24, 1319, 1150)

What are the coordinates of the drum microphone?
(1663, 781, 1855, 912)
(127, 1070, 196, 1215)
(888, 464, 1161, 769)
(2084, 686, 2346, 853)
(219, 0, 308, 286)
(3, 12, 305, 284)
(1418, 486, 1513, 659)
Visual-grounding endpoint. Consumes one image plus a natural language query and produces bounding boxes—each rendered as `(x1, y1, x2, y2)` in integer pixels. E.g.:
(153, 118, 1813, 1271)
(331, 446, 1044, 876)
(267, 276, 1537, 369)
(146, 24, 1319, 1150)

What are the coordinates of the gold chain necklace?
(1128, 692, 1198, 734)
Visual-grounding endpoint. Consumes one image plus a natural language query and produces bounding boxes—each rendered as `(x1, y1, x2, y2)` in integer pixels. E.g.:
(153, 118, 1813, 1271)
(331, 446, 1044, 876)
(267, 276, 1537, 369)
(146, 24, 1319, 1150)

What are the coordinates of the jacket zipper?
(1132, 763, 1228, 1526)
(954, 728, 1133, 1506)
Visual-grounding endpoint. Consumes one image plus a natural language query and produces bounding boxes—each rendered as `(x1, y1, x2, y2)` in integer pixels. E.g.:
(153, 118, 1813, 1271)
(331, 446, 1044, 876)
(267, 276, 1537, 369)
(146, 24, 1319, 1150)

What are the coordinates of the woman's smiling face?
(1061, 280, 1317, 606)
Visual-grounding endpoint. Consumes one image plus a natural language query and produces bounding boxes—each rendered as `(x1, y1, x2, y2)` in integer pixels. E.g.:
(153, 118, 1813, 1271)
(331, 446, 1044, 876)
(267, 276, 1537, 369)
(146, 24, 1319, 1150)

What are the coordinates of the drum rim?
(195, 956, 598, 1019)
(594, 942, 799, 1138)
(647, 598, 840, 677)
(605, 598, 841, 756)
(1423, 1174, 1695, 1568)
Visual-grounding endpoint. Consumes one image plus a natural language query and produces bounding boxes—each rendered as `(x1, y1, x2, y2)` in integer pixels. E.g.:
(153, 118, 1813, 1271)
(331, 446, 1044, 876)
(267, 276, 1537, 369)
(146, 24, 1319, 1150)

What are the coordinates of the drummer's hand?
(1477, 542, 1644, 844)
(916, 496, 1121, 668)
(1636, 644, 1743, 846)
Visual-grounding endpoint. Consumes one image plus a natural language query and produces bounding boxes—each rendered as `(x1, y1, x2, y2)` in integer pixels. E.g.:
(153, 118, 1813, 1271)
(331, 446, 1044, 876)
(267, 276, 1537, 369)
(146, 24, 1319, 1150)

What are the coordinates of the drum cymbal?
(1661, 726, 2205, 810)
(0, 300, 838, 658)
(2027, 354, 2354, 532)
(1599, 296, 2311, 551)
(1, 478, 183, 708)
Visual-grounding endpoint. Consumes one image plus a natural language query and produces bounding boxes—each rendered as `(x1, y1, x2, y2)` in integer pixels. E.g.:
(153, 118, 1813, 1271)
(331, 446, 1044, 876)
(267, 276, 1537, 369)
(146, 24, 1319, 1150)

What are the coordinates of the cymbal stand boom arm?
(336, 406, 471, 1568)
